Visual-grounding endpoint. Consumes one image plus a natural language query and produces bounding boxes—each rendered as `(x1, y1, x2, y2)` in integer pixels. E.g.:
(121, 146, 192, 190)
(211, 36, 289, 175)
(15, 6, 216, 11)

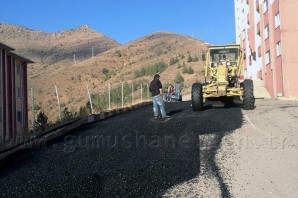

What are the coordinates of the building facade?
(234, 0, 298, 98)
(0, 42, 32, 142)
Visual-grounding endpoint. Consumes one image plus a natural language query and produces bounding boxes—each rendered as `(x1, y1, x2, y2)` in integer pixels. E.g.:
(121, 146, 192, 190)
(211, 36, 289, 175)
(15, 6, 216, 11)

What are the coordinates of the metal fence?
(0, 80, 153, 152)
(28, 80, 152, 132)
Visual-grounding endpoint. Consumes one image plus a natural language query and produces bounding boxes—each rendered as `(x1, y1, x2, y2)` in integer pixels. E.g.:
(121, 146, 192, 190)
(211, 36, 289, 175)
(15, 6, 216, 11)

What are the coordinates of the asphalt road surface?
(0, 99, 297, 197)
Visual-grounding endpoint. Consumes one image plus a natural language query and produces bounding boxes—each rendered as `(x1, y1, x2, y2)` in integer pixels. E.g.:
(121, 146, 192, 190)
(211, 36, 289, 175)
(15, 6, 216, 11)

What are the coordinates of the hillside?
(0, 24, 207, 123)
(0, 23, 120, 76)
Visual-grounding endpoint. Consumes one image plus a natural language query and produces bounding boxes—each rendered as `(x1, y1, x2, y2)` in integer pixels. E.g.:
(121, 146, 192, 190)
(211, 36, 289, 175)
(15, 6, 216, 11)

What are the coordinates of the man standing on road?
(174, 81, 181, 101)
(149, 74, 170, 119)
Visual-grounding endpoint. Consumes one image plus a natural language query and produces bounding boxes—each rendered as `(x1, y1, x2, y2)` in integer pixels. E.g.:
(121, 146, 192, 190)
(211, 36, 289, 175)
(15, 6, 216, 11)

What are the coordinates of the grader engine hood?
(211, 64, 228, 84)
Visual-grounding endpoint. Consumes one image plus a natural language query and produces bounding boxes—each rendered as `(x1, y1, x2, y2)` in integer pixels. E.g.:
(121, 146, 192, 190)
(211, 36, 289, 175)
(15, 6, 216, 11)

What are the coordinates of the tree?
(62, 107, 77, 120)
(35, 111, 48, 130)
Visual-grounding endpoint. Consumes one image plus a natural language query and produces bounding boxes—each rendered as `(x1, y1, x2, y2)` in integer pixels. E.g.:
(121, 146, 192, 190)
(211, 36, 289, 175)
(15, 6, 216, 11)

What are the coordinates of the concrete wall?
(280, 0, 298, 98)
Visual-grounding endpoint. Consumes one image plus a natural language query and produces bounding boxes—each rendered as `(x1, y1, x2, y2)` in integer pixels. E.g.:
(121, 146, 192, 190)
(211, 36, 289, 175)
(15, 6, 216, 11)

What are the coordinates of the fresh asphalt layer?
(0, 100, 244, 197)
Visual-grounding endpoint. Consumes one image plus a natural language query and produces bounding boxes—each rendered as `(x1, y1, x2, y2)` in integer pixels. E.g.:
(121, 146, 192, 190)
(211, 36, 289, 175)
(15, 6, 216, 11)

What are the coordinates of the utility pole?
(108, 82, 111, 110)
(54, 85, 62, 121)
(31, 88, 35, 134)
(86, 81, 94, 114)
(147, 84, 150, 100)
(141, 83, 143, 103)
(122, 82, 124, 108)
(132, 83, 134, 105)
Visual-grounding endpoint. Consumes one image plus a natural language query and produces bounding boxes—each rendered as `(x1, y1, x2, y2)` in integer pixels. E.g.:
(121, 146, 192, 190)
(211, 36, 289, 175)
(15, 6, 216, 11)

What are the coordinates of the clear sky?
(0, 0, 236, 44)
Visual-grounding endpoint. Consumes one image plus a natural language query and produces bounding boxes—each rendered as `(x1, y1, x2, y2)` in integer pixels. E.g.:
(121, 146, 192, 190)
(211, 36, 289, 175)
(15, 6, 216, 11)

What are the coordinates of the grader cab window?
(210, 48, 239, 62)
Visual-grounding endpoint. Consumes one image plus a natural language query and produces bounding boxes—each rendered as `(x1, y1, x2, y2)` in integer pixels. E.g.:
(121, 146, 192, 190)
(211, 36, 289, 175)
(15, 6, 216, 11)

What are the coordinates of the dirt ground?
(163, 98, 298, 198)
(217, 99, 298, 197)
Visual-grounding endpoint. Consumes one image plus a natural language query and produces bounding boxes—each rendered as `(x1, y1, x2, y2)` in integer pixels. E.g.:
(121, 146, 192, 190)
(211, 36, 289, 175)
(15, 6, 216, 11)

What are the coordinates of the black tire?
(192, 83, 204, 111)
(242, 79, 255, 110)
(179, 95, 182, 102)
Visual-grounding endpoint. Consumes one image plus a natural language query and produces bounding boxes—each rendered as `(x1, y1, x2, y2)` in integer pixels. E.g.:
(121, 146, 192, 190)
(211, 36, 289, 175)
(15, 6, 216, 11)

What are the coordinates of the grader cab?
(191, 44, 255, 111)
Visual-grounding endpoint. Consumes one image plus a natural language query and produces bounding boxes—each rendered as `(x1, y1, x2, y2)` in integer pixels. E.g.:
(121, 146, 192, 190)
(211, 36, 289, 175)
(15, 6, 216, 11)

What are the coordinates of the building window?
(263, 0, 268, 13)
(16, 64, 21, 75)
(257, 22, 261, 36)
(17, 111, 22, 123)
(275, 12, 281, 28)
(258, 46, 262, 57)
(16, 87, 22, 98)
(264, 25, 269, 39)
(265, 51, 271, 65)
(276, 42, 282, 57)
(242, 29, 246, 40)
(252, 52, 256, 61)
(16, 60, 21, 75)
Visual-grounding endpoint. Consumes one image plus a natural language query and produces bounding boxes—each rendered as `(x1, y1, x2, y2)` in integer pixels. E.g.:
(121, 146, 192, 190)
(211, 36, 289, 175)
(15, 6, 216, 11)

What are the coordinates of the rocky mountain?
(0, 24, 207, 122)
(0, 23, 120, 76)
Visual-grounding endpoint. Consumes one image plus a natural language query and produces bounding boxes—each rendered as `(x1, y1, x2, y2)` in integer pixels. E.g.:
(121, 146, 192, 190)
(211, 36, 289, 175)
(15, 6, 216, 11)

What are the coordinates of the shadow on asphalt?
(197, 100, 244, 198)
(167, 108, 184, 116)
(0, 101, 244, 198)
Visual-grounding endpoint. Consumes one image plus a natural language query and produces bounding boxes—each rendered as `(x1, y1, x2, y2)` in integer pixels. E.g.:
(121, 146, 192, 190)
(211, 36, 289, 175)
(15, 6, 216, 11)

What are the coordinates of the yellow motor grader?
(191, 44, 255, 111)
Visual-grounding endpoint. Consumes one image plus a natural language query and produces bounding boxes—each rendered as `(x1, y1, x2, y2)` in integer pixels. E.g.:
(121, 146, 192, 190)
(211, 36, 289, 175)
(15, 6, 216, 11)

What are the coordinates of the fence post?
(86, 81, 94, 114)
(122, 82, 124, 108)
(141, 83, 143, 103)
(132, 83, 134, 105)
(31, 88, 35, 134)
(54, 85, 62, 121)
(108, 82, 111, 110)
(147, 84, 150, 101)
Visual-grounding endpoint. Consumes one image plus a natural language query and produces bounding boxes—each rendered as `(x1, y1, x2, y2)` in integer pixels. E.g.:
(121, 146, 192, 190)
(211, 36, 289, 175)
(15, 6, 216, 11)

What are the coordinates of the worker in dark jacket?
(149, 74, 170, 119)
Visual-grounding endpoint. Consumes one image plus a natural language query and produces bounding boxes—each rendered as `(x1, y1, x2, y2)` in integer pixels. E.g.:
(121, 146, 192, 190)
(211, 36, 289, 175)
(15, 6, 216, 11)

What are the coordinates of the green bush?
(102, 67, 112, 81)
(134, 61, 168, 78)
(79, 105, 90, 117)
(62, 107, 77, 120)
(169, 56, 179, 65)
(187, 66, 194, 74)
(187, 54, 199, 62)
(182, 66, 194, 74)
(91, 83, 133, 111)
(35, 111, 48, 130)
(102, 68, 109, 75)
(193, 55, 199, 62)
(115, 50, 122, 57)
(179, 53, 185, 59)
